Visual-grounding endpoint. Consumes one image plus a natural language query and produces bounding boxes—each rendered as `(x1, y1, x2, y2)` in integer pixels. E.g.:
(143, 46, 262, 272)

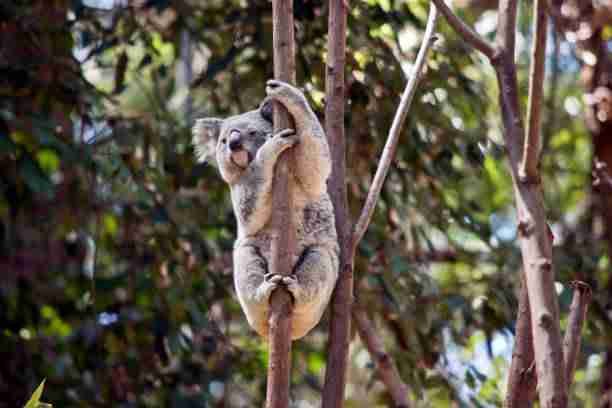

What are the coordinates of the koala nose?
(228, 130, 243, 151)
(229, 138, 242, 151)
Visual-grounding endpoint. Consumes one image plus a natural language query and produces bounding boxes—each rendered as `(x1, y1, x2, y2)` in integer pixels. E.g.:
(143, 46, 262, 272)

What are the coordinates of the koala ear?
(259, 98, 274, 124)
(192, 118, 223, 164)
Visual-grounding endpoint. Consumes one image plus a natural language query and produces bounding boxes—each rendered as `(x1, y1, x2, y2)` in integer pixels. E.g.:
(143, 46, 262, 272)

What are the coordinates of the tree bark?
(322, 1, 351, 407)
(493, 14, 567, 408)
(504, 274, 537, 408)
(265, 1, 296, 407)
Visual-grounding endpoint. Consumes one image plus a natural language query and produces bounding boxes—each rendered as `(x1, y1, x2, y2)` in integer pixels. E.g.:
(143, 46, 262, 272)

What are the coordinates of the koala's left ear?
(259, 98, 274, 124)
(192, 118, 223, 165)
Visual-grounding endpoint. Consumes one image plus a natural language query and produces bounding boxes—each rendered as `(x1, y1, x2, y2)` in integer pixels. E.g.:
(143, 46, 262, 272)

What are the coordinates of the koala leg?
(233, 245, 282, 338)
(282, 245, 339, 340)
(265, 80, 331, 198)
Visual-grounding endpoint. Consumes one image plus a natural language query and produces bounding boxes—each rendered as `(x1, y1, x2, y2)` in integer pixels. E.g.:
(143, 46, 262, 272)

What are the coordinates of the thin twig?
(519, 0, 548, 182)
(353, 306, 412, 408)
(563, 281, 592, 389)
(429, 0, 496, 60)
(352, 4, 438, 251)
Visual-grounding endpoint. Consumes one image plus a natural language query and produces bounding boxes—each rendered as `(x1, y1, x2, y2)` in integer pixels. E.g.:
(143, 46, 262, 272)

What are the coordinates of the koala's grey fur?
(192, 80, 339, 340)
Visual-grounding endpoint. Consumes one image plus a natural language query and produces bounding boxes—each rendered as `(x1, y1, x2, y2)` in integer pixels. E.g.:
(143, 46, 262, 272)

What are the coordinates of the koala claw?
(264, 273, 283, 284)
(275, 128, 296, 139)
(281, 275, 302, 299)
(265, 79, 285, 94)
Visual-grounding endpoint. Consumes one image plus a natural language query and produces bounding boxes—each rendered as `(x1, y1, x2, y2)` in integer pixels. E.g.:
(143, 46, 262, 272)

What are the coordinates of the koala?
(192, 80, 339, 340)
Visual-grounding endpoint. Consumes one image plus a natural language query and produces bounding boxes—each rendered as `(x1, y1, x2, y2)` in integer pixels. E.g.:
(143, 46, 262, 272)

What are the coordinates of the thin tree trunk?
(504, 274, 536, 408)
(494, 0, 566, 402)
(322, 2, 438, 406)
(265, 1, 296, 407)
(322, 1, 351, 407)
(430, 0, 568, 405)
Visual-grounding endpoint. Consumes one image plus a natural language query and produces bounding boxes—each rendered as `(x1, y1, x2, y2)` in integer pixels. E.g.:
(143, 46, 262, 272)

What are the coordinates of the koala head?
(193, 101, 273, 183)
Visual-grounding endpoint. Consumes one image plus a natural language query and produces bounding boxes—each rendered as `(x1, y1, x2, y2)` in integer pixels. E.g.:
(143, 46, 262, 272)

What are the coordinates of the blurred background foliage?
(0, 0, 610, 406)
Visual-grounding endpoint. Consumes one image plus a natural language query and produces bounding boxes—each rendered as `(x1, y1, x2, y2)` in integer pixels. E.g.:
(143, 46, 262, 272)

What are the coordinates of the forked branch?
(429, 0, 495, 60)
(352, 4, 438, 251)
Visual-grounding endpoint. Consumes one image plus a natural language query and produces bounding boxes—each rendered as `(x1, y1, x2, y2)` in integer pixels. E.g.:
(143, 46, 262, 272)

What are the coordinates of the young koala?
(192, 80, 339, 340)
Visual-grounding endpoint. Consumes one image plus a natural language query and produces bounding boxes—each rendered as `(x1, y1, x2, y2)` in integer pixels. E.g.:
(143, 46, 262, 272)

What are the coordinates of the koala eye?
(221, 138, 227, 144)
(248, 130, 257, 137)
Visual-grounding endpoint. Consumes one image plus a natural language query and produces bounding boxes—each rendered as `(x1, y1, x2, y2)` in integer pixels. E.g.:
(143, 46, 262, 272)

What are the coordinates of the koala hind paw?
(281, 275, 303, 300)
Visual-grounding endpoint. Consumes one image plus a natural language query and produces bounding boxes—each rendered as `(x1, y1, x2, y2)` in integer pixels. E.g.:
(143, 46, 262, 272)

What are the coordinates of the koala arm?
(232, 129, 298, 236)
(265, 81, 332, 198)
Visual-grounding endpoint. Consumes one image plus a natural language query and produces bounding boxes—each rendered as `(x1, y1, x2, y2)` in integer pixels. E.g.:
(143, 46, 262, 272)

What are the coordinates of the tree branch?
(429, 0, 496, 60)
(322, 0, 351, 407)
(352, 4, 438, 251)
(353, 305, 412, 408)
(519, 0, 548, 182)
(265, 1, 296, 407)
(504, 273, 537, 408)
(563, 281, 592, 389)
(491, 0, 567, 406)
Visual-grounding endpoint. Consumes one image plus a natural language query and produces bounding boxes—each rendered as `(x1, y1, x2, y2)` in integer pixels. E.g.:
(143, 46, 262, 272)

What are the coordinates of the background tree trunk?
(322, 1, 351, 407)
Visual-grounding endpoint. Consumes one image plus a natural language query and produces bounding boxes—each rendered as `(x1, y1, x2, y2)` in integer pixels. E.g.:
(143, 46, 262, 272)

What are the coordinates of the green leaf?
(19, 156, 55, 197)
(23, 379, 52, 408)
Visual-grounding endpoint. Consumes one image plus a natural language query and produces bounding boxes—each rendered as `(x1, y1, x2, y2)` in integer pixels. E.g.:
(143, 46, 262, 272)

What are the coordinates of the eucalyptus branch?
(265, 1, 296, 407)
(351, 4, 438, 252)
(519, 0, 548, 182)
(353, 306, 412, 408)
(491, 0, 567, 406)
(429, 0, 495, 60)
(563, 281, 592, 389)
(505, 274, 537, 408)
(321, 0, 351, 406)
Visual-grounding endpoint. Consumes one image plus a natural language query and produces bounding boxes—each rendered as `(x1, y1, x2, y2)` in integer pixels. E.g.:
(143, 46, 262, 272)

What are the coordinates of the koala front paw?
(258, 128, 298, 162)
(265, 80, 307, 111)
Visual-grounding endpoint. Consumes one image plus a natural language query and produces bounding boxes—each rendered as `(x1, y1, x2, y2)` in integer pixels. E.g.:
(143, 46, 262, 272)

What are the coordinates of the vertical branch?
(519, 0, 548, 181)
(563, 281, 592, 389)
(492, 0, 567, 405)
(323, 3, 438, 406)
(265, 1, 296, 407)
(353, 306, 412, 408)
(504, 273, 537, 408)
(322, 1, 351, 407)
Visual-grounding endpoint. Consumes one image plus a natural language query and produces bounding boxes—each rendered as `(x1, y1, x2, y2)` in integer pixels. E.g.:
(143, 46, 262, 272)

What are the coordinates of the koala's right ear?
(192, 118, 223, 165)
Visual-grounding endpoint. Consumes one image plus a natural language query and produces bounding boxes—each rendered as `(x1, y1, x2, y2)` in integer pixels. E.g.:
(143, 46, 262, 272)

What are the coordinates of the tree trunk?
(265, 1, 296, 407)
(322, 1, 351, 407)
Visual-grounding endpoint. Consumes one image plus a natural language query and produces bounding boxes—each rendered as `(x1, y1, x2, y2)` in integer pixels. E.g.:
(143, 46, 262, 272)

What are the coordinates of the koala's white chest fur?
(193, 80, 339, 340)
